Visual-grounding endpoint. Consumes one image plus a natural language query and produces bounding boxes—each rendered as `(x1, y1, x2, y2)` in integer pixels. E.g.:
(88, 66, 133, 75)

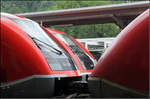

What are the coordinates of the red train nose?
(88, 9, 149, 98)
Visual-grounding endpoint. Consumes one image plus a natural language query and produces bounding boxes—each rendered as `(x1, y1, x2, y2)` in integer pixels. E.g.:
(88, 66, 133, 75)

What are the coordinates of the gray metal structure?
(17, 1, 149, 29)
(77, 38, 115, 52)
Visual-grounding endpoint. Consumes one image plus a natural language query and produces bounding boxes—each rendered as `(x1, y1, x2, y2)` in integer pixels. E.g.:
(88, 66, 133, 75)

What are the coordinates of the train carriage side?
(88, 9, 149, 98)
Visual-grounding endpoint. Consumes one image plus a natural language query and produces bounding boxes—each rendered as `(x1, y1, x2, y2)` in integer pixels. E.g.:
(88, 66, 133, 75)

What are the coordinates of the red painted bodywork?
(90, 9, 149, 91)
(0, 13, 95, 84)
(46, 28, 96, 74)
(1, 16, 51, 82)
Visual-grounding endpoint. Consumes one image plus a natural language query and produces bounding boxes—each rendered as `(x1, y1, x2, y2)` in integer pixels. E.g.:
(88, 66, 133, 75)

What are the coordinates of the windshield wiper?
(29, 36, 62, 55)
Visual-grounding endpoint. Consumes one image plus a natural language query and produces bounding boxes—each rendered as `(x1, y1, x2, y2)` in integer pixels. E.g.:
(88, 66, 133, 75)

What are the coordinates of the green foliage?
(50, 0, 113, 10)
(1, 1, 55, 13)
(51, 23, 120, 38)
(37, 1, 56, 11)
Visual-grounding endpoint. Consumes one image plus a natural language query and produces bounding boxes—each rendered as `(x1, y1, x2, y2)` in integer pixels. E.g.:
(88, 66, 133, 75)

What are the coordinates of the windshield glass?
(8, 18, 77, 71)
(35, 39, 76, 70)
(9, 18, 59, 49)
(53, 33, 96, 70)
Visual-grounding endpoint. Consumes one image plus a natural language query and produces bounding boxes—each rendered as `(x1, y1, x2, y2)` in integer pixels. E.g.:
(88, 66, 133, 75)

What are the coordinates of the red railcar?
(47, 28, 96, 73)
(88, 9, 149, 98)
(0, 13, 96, 97)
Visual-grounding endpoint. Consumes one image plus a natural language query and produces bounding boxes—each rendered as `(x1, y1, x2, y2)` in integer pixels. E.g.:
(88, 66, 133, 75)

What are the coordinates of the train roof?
(1, 12, 29, 20)
(47, 28, 65, 34)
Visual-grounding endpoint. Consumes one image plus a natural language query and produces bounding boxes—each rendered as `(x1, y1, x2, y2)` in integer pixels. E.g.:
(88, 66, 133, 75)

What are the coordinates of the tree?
(1, 1, 55, 13)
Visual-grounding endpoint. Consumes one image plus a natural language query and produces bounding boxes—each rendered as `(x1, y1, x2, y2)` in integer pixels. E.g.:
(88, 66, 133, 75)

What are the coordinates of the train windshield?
(9, 18, 76, 71)
(53, 33, 96, 70)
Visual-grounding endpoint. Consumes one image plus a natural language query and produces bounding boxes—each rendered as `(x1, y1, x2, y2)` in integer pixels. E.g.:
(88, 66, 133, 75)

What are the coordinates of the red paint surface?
(1, 16, 51, 82)
(91, 9, 149, 91)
